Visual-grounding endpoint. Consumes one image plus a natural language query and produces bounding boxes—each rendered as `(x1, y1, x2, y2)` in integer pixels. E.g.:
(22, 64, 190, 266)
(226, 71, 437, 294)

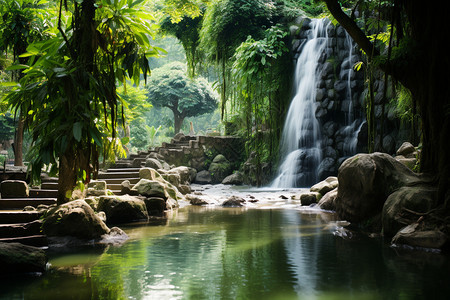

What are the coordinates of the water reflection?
(1, 206, 450, 300)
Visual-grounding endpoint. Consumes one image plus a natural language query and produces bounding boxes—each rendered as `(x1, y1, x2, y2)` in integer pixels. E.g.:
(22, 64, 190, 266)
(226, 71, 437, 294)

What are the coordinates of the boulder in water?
(97, 195, 149, 224)
(391, 222, 448, 250)
(43, 199, 110, 239)
(222, 196, 246, 207)
(222, 172, 244, 185)
(335, 152, 422, 224)
(310, 176, 338, 196)
(318, 188, 338, 211)
(0, 242, 47, 274)
(300, 192, 320, 206)
(382, 185, 438, 237)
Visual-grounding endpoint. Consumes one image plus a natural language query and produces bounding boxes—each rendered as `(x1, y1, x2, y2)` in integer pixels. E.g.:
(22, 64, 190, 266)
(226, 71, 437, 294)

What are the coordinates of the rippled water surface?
(2, 186, 450, 299)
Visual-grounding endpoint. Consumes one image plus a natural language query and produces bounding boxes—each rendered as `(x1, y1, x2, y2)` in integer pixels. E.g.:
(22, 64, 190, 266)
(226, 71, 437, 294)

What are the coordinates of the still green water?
(2, 205, 450, 300)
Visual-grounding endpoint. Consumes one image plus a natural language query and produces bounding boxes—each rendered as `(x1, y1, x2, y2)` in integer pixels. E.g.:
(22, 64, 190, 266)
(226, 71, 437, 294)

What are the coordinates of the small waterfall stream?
(272, 18, 362, 188)
(272, 19, 329, 188)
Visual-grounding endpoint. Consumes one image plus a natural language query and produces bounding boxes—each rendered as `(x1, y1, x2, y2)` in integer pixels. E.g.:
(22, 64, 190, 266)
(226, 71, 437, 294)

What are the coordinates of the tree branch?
(323, 0, 379, 59)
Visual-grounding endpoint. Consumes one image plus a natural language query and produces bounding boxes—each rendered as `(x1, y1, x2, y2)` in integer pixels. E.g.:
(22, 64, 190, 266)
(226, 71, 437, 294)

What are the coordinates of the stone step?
(98, 171, 140, 179)
(101, 178, 140, 185)
(0, 198, 57, 209)
(0, 211, 41, 224)
(40, 176, 58, 183)
(105, 168, 142, 173)
(41, 182, 58, 190)
(112, 161, 133, 168)
(0, 234, 48, 247)
(0, 220, 42, 238)
(29, 189, 58, 198)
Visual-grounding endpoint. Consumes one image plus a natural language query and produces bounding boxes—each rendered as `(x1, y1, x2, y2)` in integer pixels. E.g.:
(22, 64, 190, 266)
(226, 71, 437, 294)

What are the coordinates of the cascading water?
(340, 31, 363, 157)
(272, 18, 363, 188)
(272, 19, 330, 188)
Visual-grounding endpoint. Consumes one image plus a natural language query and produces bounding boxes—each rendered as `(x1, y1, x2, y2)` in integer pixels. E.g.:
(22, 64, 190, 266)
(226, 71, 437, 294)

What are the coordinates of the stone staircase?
(0, 172, 58, 247)
(0, 168, 143, 247)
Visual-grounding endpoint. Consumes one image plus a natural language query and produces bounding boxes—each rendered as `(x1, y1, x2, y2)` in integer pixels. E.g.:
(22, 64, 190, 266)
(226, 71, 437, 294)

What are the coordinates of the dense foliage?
(4, 0, 161, 202)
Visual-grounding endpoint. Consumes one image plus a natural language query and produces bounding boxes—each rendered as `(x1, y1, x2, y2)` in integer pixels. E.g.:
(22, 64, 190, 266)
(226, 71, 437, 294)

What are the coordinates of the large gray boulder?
(132, 179, 167, 199)
(43, 200, 110, 239)
(391, 223, 448, 250)
(310, 176, 338, 196)
(317, 188, 338, 211)
(222, 172, 244, 185)
(335, 152, 423, 223)
(0, 242, 47, 274)
(195, 170, 212, 184)
(208, 154, 232, 183)
(97, 195, 149, 224)
(382, 185, 438, 237)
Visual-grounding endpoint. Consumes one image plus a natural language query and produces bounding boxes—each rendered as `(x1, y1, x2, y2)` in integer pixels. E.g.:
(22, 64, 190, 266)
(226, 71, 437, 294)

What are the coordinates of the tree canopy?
(4, 0, 162, 203)
(146, 62, 218, 133)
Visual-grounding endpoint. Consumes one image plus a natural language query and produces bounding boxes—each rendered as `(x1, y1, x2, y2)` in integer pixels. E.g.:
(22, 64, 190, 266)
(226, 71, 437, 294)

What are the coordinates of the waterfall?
(340, 32, 362, 157)
(272, 18, 363, 188)
(272, 19, 330, 188)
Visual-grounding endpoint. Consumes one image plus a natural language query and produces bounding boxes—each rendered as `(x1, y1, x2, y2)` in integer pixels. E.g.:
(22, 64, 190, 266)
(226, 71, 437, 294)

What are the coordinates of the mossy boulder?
(43, 200, 110, 239)
(97, 195, 149, 224)
(0, 242, 47, 274)
(209, 154, 232, 183)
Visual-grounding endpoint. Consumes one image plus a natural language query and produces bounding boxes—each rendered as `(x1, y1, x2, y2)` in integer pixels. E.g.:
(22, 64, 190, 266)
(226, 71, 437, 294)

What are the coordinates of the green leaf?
(6, 64, 29, 71)
(73, 122, 83, 142)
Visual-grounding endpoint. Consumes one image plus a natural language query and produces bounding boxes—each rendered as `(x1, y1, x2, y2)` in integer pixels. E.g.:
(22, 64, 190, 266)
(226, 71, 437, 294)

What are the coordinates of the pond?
(1, 186, 450, 300)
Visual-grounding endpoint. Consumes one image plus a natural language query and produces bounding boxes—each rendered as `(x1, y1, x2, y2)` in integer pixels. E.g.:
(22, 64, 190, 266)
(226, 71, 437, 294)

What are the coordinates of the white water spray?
(272, 19, 330, 188)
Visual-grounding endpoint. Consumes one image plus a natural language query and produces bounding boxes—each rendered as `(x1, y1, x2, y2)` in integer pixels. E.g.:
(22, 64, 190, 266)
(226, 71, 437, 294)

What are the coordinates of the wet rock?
(145, 158, 163, 170)
(222, 172, 244, 185)
(120, 180, 139, 196)
(136, 168, 184, 202)
(396, 142, 416, 158)
(222, 196, 246, 207)
(335, 152, 424, 224)
(97, 195, 149, 224)
(132, 179, 167, 199)
(87, 180, 107, 197)
(43, 200, 110, 239)
(195, 170, 212, 184)
(99, 227, 128, 246)
(186, 194, 209, 205)
(170, 166, 193, 184)
(209, 154, 232, 183)
(300, 192, 320, 206)
(392, 223, 448, 250)
(143, 197, 167, 215)
(310, 176, 338, 196)
(178, 184, 191, 195)
(0, 242, 47, 274)
(382, 185, 438, 237)
(317, 188, 337, 211)
(0, 180, 29, 198)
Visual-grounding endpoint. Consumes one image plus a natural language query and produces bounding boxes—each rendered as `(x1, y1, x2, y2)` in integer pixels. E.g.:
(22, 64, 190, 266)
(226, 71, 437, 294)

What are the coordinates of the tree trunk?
(57, 149, 76, 205)
(174, 114, 185, 134)
(13, 114, 24, 166)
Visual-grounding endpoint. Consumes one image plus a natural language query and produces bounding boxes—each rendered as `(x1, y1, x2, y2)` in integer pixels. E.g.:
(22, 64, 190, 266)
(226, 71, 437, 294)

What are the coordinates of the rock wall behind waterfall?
(288, 17, 412, 181)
